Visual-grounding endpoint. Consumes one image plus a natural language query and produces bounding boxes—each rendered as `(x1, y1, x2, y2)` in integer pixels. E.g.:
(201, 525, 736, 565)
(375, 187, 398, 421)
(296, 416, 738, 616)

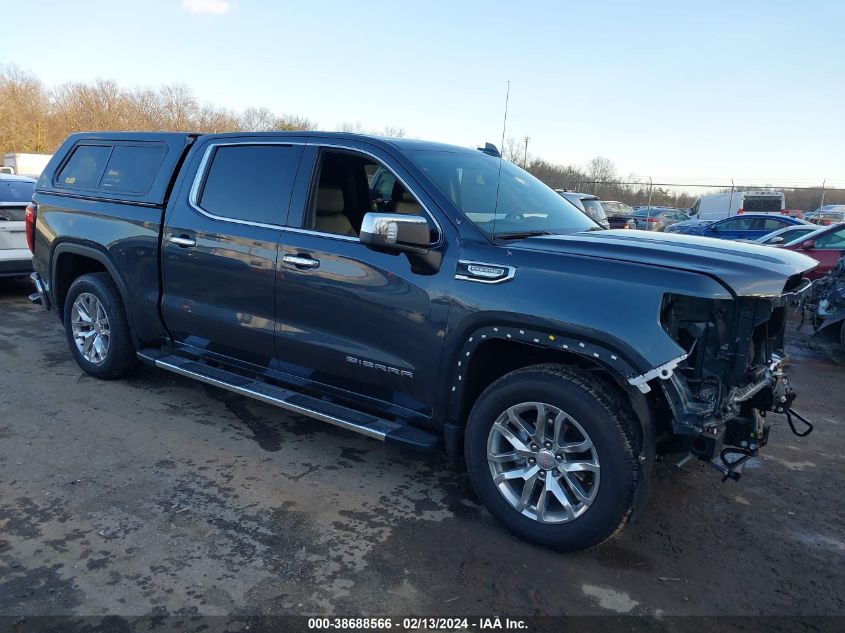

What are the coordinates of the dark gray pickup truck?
(27, 131, 817, 550)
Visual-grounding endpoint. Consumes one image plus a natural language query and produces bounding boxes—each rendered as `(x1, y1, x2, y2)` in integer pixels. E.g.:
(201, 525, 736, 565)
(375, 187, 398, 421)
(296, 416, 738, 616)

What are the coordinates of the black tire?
(63, 272, 140, 379)
(465, 363, 641, 551)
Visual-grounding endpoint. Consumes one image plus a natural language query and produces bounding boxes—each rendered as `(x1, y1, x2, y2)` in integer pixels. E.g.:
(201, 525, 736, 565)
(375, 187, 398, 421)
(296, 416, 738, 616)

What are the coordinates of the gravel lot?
(1, 277, 843, 630)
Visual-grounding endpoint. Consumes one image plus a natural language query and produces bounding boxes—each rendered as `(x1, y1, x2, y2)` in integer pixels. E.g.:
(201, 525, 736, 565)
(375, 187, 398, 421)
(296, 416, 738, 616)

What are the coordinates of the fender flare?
(445, 323, 667, 425)
(50, 241, 139, 346)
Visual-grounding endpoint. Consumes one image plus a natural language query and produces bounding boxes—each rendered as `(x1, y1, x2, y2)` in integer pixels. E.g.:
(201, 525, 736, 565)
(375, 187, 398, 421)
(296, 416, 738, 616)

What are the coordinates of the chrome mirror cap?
(360, 212, 431, 253)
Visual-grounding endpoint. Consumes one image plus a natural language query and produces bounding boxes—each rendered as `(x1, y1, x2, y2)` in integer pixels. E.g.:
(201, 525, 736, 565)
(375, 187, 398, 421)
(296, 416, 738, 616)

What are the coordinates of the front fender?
(443, 321, 653, 427)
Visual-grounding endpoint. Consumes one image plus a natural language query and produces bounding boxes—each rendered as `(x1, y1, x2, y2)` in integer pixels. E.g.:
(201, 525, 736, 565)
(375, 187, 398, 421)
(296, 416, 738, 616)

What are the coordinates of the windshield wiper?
(494, 230, 558, 240)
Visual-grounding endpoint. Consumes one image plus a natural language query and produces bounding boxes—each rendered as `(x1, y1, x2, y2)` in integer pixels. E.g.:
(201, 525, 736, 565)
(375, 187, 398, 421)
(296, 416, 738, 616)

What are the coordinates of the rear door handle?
(168, 235, 196, 248)
(283, 254, 320, 269)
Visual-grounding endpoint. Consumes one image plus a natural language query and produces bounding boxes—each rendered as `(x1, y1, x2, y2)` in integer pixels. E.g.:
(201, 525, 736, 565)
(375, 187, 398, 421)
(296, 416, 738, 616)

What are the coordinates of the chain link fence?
(565, 179, 845, 217)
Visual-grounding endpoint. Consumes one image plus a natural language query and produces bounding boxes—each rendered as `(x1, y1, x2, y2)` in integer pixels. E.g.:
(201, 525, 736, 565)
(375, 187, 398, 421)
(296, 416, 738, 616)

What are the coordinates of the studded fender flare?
(445, 323, 682, 424)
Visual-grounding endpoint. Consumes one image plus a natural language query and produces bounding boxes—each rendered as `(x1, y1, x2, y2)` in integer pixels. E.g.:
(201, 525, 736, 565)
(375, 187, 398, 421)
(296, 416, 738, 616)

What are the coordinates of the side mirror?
(360, 212, 431, 254)
(769, 236, 784, 244)
(801, 240, 816, 250)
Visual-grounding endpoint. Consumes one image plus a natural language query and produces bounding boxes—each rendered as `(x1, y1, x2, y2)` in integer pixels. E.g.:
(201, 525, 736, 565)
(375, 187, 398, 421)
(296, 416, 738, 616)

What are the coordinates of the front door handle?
(283, 254, 320, 269)
(168, 235, 196, 248)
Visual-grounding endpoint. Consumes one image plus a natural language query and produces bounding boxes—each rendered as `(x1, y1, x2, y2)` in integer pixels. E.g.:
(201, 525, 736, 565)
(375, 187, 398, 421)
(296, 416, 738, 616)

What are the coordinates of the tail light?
(25, 203, 36, 253)
(737, 208, 744, 214)
(645, 217, 659, 222)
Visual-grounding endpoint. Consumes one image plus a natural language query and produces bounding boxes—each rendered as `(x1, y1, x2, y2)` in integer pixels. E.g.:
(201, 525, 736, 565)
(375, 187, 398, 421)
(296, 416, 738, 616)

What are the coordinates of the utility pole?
(818, 179, 826, 224)
(523, 136, 530, 168)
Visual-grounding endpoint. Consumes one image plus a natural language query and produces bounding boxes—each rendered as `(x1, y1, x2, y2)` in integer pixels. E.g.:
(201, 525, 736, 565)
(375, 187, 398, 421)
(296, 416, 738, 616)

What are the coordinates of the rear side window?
(762, 217, 788, 230)
(100, 145, 166, 194)
(56, 145, 111, 189)
(198, 144, 302, 225)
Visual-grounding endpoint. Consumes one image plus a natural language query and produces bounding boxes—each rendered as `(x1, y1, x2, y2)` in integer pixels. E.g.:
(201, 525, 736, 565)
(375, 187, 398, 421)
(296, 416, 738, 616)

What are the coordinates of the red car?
(784, 223, 845, 279)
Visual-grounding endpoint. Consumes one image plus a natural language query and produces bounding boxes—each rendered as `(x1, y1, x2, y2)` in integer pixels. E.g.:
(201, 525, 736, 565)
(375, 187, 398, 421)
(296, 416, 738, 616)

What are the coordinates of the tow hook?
(785, 408, 814, 437)
(711, 447, 756, 482)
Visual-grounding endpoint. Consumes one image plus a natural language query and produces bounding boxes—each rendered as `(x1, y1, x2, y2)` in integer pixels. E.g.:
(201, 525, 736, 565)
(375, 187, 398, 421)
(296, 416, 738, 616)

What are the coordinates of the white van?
(690, 190, 785, 222)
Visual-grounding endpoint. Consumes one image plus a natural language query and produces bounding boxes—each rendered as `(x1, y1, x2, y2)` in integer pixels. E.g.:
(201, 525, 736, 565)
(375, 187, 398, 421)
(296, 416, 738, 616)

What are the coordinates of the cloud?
(182, 0, 232, 15)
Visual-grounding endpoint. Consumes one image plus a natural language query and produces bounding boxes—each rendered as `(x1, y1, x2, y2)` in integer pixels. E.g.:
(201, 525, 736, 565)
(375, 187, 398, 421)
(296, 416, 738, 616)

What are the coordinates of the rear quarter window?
(56, 145, 111, 189)
(99, 145, 166, 194)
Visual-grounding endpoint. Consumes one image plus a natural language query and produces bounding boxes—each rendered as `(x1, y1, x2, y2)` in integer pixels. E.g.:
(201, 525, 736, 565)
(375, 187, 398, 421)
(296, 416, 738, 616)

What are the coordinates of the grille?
(743, 197, 782, 213)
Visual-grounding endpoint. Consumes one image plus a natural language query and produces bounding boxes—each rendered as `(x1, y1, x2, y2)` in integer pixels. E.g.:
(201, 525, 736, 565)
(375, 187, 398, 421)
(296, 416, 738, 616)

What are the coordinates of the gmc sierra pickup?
(27, 131, 817, 550)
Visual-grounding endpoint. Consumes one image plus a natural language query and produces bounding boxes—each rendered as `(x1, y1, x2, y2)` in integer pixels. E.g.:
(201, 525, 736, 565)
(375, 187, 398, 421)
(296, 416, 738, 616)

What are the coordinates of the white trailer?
(2, 153, 53, 178)
(690, 190, 785, 222)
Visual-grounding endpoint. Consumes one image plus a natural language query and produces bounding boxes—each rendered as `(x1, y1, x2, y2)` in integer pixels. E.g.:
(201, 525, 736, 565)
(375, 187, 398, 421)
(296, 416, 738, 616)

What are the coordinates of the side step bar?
(137, 350, 438, 451)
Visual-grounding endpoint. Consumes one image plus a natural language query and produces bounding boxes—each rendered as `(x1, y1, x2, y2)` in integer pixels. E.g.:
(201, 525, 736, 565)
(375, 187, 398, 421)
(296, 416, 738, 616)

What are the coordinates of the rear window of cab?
(56, 143, 166, 195)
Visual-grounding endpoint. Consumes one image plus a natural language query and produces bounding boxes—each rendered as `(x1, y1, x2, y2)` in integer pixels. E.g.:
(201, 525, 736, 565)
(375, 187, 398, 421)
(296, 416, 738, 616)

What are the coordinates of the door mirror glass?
(360, 212, 431, 253)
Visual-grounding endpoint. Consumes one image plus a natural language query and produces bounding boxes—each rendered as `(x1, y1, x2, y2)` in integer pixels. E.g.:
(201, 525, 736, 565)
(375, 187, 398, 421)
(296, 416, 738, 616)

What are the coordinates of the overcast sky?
(5, 0, 844, 185)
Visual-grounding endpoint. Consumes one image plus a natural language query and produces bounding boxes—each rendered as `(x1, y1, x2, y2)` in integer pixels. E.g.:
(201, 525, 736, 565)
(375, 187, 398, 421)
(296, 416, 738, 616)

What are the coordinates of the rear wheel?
(465, 364, 641, 551)
(63, 273, 139, 379)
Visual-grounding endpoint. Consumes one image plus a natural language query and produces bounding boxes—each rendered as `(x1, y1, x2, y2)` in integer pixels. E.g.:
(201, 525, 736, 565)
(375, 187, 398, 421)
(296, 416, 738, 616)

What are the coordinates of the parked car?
(784, 222, 845, 279)
(667, 214, 806, 241)
(596, 200, 634, 229)
(689, 190, 785, 221)
(627, 207, 689, 232)
(664, 218, 712, 234)
(0, 174, 36, 277)
(555, 191, 610, 229)
(807, 206, 845, 226)
(800, 255, 845, 347)
(750, 224, 822, 246)
(29, 131, 817, 551)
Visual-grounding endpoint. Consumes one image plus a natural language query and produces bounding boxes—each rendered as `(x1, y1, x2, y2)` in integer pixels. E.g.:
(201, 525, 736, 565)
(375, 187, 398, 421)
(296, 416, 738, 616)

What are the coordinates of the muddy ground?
(0, 277, 843, 631)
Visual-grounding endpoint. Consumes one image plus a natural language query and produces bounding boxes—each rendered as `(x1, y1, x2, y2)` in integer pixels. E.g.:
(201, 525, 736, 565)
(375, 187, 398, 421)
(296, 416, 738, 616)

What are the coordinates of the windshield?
(0, 179, 35, 203)
(405, 150, 597, 238)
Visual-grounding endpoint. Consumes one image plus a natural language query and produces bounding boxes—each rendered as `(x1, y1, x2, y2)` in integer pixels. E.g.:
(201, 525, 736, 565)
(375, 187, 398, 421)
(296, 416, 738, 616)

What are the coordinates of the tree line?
(2, 65, 839, 211)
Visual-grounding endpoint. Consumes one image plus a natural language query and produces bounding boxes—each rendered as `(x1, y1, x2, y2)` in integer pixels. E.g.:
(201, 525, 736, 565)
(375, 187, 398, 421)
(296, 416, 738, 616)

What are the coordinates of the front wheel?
(63, 272, 140, 379)
(465, 364, 642, 551)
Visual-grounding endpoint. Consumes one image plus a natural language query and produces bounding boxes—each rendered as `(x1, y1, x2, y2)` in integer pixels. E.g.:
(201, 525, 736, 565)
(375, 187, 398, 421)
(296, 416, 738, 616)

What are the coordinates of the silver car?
(555, 191, 609, 229)
(0, 175, 35, 278)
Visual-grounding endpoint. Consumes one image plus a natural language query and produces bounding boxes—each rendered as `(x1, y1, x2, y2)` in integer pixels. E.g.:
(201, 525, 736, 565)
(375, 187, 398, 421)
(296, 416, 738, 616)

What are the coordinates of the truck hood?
(512, 229, 818, 297)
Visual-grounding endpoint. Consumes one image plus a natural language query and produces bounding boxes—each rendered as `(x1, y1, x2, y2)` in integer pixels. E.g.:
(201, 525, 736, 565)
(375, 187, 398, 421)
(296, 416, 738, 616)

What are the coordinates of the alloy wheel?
(486, 401, 600, 523)
(71, 292, 110, 364)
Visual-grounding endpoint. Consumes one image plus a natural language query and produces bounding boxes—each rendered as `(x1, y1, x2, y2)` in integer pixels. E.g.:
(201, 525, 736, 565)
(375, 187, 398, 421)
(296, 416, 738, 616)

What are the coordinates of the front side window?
(305, 150, 432, 239)
(405, 150, 596, 238)
(198, 144, 303, 225)
(56, 145, 111, 189)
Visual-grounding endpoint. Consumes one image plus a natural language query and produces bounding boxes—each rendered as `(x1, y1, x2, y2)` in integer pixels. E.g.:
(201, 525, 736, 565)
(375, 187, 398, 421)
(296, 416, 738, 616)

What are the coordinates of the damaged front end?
(654, 274, 814, 481)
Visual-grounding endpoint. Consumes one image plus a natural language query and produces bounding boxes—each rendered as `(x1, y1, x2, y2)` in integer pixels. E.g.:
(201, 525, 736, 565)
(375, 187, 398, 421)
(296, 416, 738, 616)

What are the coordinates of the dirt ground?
(1, 277, 843, 630)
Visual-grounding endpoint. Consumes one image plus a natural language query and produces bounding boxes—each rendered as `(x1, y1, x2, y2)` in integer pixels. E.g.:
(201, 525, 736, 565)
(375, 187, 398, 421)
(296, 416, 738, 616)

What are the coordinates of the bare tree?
(0, 64, 316, 152)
